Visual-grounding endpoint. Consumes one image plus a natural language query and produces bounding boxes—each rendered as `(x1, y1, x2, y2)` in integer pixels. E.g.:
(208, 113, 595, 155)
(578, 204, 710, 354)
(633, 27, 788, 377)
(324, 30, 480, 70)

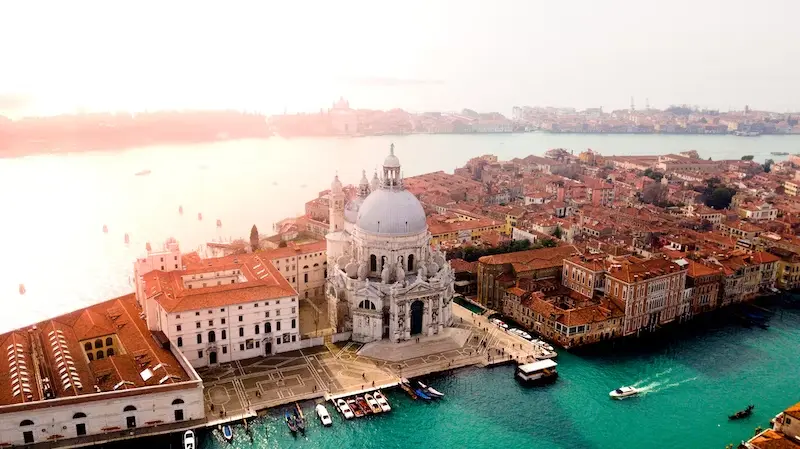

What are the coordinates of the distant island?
(3, 100, 800, 158)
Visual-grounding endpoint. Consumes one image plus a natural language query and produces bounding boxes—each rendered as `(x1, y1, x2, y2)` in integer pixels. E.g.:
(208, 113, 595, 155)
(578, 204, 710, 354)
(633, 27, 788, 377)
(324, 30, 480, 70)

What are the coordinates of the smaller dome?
(383, 144, 400, 168)
(331, 174, 343, 193)
(359, 169, 369, 187)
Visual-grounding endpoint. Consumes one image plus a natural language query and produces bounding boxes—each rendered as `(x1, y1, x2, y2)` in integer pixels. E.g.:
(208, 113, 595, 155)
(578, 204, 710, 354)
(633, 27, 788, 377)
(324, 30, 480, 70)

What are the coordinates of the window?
(238, 315, 243, 322)
(254, 303, 259, 307)
(195, 311, 200, 316)
(123, 405, 137, 412)
(265, 311, 270, 318)
(370, 254, 377, 271)
(202, 283, 207, 288)
(276, 309, 281, 316)
(239, 343, 245, 351)
(197, 350, 203, 359)
(177, 337, 183, 347)
(292, 298, 296, 302)
(231, 280, 235, 284)
(221, 308, 225, 312)
(408, 254, 414, 272)
(222, 345, 228, 354)
(246, 339, 254, 349)
(96, 351, 104, 360)
(221, 318, 226, 325)
(105, 337, 113, 346)
(265, 322, 271, 333)
(87, 352, 94, 361)
(221, 330, 227, 340)
(106, 348, 115, 357)
(255, 324, 260, 335)
(73, 412, 87, 419)
(239, 327, 244, 337)
(84, 342, 92, 351)
(197, 334, 202, 344)
(291, 319, 296, 329)
(172, 398, 184, 405)
(276, 338, 281, 345)
(292, 335, 296, 342)
(176, 314, 181, 319)
(177, 325, 182, 332)
(208, 331, 216, 343)
(94, 339, 103, 349)
(256, 341, 260, 348)
(188, 285, 193, 290)
(304, 273, 308, 283)
(276, 300, 280, 304)
(277, 322, 281, 331)
(238, 306, 243, 310)
(196, 322, 201, 329)
(292, 276, 295, 283)
(208, 310, 212, 314)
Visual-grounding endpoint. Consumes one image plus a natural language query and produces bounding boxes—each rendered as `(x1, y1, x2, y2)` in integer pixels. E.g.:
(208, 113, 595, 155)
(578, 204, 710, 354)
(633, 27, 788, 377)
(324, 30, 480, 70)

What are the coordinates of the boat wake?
(631, 368, 673, 388)
(642, 377, 698, 395)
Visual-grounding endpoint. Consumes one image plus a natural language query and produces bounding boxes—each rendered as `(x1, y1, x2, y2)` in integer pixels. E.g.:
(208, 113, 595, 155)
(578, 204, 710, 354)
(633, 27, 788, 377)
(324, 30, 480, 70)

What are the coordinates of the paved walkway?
(195, 304, 546, 419)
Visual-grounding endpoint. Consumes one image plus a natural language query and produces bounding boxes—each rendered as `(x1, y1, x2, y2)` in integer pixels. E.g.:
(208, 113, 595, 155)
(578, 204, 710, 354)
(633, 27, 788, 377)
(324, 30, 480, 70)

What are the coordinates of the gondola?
(729, 405, 754, 420)
(221, 425, 233, 443)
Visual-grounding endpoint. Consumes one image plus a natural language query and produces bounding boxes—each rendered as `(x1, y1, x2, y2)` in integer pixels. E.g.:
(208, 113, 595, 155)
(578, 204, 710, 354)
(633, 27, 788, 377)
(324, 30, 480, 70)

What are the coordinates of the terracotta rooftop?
(746, 429, 800, 449)
(144, 253, 297, 313)
(606, 257, 686, 283)
(479, 245, 580, 273)
(0, 294, 191, 407)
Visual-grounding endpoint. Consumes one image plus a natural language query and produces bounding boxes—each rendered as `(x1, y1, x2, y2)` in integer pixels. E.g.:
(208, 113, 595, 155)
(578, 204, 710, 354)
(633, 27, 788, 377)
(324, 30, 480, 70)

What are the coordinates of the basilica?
(325, 144, 455, 343)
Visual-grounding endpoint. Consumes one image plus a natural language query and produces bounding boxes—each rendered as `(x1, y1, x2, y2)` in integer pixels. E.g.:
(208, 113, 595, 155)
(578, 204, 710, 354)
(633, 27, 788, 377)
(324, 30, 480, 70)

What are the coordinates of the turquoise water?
(453, 296, 485, 315)
(174, 305, 800, 449)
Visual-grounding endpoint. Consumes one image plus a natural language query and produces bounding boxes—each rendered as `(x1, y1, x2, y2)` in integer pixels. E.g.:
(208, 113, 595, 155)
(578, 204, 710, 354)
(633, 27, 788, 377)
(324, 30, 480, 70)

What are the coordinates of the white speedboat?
(373, 391, 392, 412)
(183, 430, 195, 449)
(316, 404, 333, 426)
(336, 398, 354, 419)
(417, 381, 444, 398)
(609, 386, 640, 400)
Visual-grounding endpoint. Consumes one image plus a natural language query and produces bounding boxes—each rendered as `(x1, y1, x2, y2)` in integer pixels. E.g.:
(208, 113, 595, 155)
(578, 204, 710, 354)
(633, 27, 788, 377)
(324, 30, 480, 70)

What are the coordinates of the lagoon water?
(2, 133, 799, 448)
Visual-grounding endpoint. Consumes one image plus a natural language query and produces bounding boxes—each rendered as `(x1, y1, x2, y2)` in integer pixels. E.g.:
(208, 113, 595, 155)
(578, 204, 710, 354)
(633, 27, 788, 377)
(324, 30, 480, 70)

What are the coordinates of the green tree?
(707, 187, 735, 209)
(763, 158, 774, 173)
(552, 226, 563, 239)
(250, 225, 260, 252)
(741, 155, 754, 161)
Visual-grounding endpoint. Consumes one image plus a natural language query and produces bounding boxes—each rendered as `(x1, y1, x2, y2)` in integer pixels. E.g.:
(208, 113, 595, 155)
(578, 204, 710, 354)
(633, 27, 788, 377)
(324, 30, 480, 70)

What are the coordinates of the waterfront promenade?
(195, 304, 542, 422)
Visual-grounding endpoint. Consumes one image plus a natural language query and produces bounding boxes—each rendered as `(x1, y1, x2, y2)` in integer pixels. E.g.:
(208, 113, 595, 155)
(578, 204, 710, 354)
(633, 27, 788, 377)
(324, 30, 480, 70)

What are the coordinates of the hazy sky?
(1, 0, 798, 116)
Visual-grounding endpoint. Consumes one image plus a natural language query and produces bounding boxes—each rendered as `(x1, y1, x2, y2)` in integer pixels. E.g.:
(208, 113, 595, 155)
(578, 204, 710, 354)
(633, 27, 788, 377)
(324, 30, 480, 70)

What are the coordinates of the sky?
(1, 0, 799, 117)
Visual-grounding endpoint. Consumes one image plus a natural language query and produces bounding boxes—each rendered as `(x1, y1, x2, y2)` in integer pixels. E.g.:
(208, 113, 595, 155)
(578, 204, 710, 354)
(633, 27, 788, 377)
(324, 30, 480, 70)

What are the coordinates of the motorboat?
(729, 405, 755, 420)
(491, 319, 508, 329)
(347, 398, 363, 417)
(516, 359, 558, 385)
(417, 381, 444, 398)
(336, 398, 355, 419)
(183, 430, 195, 449)
(373, 391, 392, 412)
(415, 388, 432, 400)
(316, 404, 333, 426)
(364, 394, 383, 414)
(285, 411, 298, 433)
(355, 396, 372, 415)
(222, 424, 234, 442)
(609, 386, 640, 400)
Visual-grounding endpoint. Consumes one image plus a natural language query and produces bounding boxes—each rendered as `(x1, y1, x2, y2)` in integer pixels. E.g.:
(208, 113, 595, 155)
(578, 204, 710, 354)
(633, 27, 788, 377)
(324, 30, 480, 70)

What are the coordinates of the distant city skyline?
(2, 0, 799, 117)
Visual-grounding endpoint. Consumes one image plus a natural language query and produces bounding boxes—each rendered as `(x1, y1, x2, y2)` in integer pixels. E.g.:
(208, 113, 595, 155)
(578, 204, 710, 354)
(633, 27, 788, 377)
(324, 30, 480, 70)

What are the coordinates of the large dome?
(356, 188, 427, 236)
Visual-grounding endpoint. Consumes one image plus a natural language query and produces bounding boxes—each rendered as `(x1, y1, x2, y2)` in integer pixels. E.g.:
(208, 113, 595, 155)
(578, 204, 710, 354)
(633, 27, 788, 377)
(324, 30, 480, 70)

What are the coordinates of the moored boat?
(729, 405, 755, 420)
(399, 381, 418, 400)
(285, 411, 298, 433)
(609, 386, 640, 400)
(183, 430, 195, 449)
(417, 381, 444, 398)
(294, 403, 305, 433)
(365, 394, 383, 414)
(222, 424, 233, 442)
(516, 359, 558, 385)
(347, 398, 363, 417)
(415, 388, 432, 400)
(336, 398, 355, 419)
(373, 391, 392, 412)
(355, 396, 372, 415)
(316, 404, 332, 426)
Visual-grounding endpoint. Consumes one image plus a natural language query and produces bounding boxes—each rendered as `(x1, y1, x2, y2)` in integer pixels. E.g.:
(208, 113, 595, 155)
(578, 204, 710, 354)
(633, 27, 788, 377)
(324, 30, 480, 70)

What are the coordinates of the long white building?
(134, 243, 302, 368)
(0, 294, 204, 447)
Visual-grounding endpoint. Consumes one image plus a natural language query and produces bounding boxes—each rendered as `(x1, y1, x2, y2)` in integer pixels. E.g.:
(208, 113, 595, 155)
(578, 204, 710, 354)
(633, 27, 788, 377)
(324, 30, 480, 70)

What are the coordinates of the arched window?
(94, 339, 103, 349)
(106, 348, 115, 357)
(208, 331, 216, 343)
(171, 399, 184, 405)
(20, 420, 34, 426)
(313, 263, 319, 267)
(358, 300, 377, 310)
(265, 322, 271, 333)
(123, 405, 137, 412)
(408, 254, 414, 272)
(303, 265, 309, 269)
(96, 351, 104, 360)
(254, 324, 260, 335)
(87, 352, 94, 361)
(105, 337, 113, 347)
(84, 342, 92, 351)
(370, 255, 377, 271)
(72, 413, 87, 419)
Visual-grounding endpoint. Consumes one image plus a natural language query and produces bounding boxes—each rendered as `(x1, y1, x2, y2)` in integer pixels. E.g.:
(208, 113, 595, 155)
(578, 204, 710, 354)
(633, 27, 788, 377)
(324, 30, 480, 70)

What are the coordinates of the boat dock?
(325, 382, 400, 402)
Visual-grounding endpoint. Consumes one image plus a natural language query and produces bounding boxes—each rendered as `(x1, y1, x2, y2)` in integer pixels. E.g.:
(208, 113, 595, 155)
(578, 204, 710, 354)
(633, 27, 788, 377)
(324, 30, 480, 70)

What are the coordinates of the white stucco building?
(134, 245, 301, 368)
(325, 144, 456, 343)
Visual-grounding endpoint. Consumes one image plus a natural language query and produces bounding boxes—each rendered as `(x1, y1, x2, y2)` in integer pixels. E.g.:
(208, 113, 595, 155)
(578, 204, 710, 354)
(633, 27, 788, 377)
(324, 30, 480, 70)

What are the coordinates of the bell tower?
(329, 174, 345, 232)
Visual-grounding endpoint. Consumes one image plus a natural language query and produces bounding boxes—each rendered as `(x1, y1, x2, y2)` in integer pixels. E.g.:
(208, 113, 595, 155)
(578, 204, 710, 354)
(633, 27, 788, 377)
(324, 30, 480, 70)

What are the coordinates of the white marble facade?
(325, 144, 455, 343)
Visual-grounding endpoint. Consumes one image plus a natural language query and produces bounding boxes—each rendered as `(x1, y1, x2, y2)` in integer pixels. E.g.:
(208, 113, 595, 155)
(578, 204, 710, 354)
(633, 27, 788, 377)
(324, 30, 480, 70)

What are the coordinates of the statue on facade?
(395, 257, 405, 284)
(357, 260, 368, 280)
(381, 263, 392, 284)
(417, 263, 427, 281)
(428, 261, 439, 276)
(345, 259, 358, 278)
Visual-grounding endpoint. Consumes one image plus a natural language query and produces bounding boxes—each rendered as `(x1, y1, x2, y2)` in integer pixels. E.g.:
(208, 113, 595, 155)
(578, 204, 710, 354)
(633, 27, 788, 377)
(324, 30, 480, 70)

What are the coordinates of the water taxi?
(373, 391, 392, 412)
(183, 430, 195, 449)
(365, 394, 383, 414)
(336, 398, 355, 419)
(355, 396, 372, 415)
(516, 359, 558, 385)
(609, 386, 640, 400)
(347, 398, 364, 417)
(316, 404, 333, 426)
(417, 381, 444, 398)
(222, 424, 233, 442)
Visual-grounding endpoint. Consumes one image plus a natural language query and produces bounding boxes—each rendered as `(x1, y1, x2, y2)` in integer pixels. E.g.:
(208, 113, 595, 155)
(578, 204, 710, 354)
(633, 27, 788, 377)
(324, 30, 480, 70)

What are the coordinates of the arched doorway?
(410, 301, 424, 335)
